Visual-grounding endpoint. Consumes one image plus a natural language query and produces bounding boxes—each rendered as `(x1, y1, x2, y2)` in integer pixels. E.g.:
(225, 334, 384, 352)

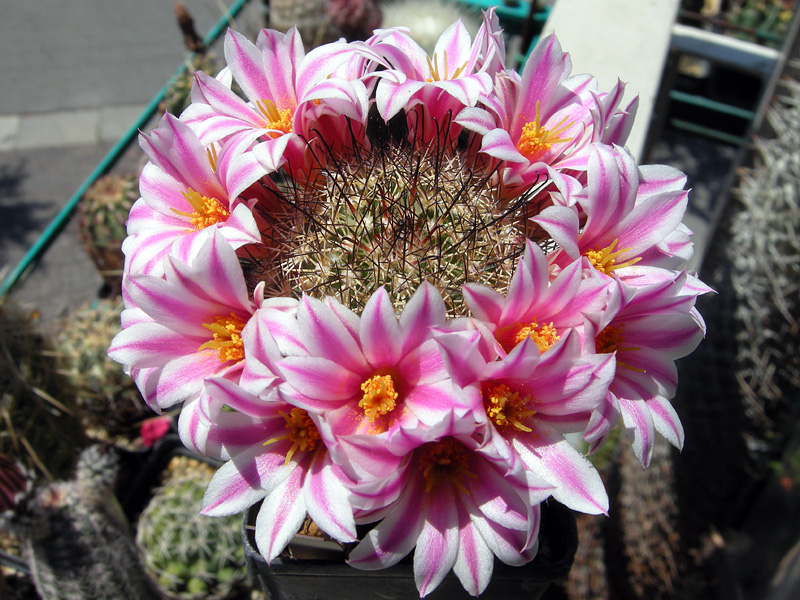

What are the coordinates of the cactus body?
(6, 445, 161, 600)
(77, 174, 138, 294)
(136, 456, 247, 600)
(55, 297, 149, 436)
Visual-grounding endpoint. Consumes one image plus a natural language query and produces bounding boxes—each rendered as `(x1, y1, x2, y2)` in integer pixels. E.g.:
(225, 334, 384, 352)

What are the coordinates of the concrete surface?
(0, 0, 264, 326)
(542, 0, 681, 160)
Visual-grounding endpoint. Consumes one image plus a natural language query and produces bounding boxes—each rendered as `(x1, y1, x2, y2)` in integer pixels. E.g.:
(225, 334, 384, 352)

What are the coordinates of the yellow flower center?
(359, 374, 398, 425)
(516, 101, 573, 162)
(584, 239, 642, 276)
(512, 319, 560, 353)
(425, 52, 467, 82)
(256, 99, 293, 135)
(172, 188, 231, 230)
(417, 437, 476, 494)
(263, 407, 321, 465)
(483, 383, 536, 433)
(198, 312, 246, 362)
(594, 324, 644, 371)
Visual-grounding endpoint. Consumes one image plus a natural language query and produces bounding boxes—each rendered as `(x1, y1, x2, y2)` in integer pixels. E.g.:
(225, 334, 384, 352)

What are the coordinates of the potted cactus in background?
(77, 174, 139, 296)
(54, 297, 151, 444)
(1, 445, 163, 600)
(136, 454, 249, 600)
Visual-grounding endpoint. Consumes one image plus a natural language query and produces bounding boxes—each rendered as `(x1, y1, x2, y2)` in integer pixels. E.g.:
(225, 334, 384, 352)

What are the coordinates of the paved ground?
(0, 0, 265, 330)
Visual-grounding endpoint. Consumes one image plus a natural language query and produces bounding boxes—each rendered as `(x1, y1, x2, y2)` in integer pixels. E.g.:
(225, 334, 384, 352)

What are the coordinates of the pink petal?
(278, 356, 361, 402)
(297, 295, 367, 375)
(254, 466, 308, 562)
(398, 282, 446, 355)
(360, 287, 402, 367)
(513, 429, 609, 515)
(413, 485, 459, 597)
(303, 451, 358, 543)
(201, 445, 273, 516)
(647, 396, 684, 450)
(452, 503, 493, 597)
(618, 396, 655, 468)
(532, 205, 580, 258)
(348, 477, 426, 569)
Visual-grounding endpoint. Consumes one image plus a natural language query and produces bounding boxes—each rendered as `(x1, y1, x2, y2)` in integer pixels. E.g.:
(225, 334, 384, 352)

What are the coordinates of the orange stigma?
(512, 319, 560, 353)
(483, 382, 536, 433)
(359, 374, 398, 427)
(584, 239, 642, 276)
(256, 99, 293, 135)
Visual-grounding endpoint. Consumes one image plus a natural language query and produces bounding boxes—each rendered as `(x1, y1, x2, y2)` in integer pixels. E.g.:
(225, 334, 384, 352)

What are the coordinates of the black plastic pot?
(242, 500, 577, 600)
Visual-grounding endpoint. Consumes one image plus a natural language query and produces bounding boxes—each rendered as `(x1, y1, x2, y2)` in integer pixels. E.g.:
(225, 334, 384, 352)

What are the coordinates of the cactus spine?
(4, 445, 162, 600)
(77, 174, 138, 294)
(136, 456, 247, 600)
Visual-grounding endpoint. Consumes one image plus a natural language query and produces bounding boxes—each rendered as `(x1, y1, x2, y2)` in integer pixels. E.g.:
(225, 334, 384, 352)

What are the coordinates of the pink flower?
(123, 113, 268, 277)
(109, 230, 255, 410)
(436, 324, 615, 515)
(179, 377, 358, 562)
(534, 144, 691, 283)
(462, 239, 610, 356)
(456, 34, 637, 197)
(584, 271, 711, 466)
(140, 416, 173, 448)
(181, 27, 369, 174)
(347, 410, 551, 597)
(276, 283, 470, 479)
(362, 9, 504, 141)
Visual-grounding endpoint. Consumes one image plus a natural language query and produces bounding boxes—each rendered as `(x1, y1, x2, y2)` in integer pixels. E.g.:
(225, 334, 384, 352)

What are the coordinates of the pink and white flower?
(456, 35, 637, 197)
(362, 9, 504, 140)
(276, 283, 472, 479)
(534, 144, 691, 283)
(109, 230, 255, 410)
(584, 271, 711, 466)
(181, 27, 369, 174)
(123, 113, 268, 277)
(180, 377, 359, 562)
(347, 409, 552, 597)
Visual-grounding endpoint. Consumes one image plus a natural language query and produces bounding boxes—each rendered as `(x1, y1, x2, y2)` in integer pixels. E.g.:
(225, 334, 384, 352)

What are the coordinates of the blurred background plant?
(76, 174, 138, 296)
(53, 297, 151, 445)
(136, 455, 248, 600)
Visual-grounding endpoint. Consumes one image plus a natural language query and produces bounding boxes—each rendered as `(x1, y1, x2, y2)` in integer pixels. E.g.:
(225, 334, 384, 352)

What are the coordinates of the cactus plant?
(1, 444, 162, 600)
(136, 455, 248, 600)
(54, 297, 149, 438)
(161, 53, 218, 117)
(77, 173, 138, 295)
(0, 299, 86, 482)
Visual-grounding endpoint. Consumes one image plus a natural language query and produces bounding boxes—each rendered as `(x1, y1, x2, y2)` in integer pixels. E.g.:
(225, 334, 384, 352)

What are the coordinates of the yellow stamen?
(513, 319, 560, 353)
(171, 188, 230, 230)
(594, 324, 645, 372)
(516, 101, 573, 162)
(584, 239, 642, 276)
(417, 437, 477, 494)
(359, 374, 398, 424)
(198, 312, 246, 362)
(256, 99, 293, 134)
(483, 383, 536, 433)
(263, 408, 321, 465)
(425, 52, 468, 82)
(206, 145, 218, 172)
